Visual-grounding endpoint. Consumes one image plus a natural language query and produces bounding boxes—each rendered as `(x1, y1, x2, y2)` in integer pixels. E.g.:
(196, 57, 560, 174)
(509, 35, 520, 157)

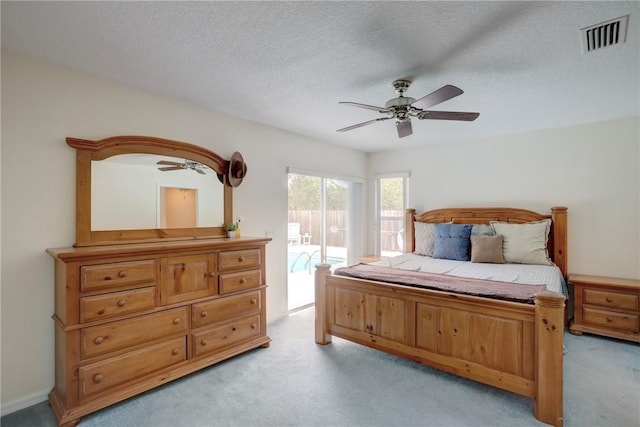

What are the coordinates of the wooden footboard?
(315, 264, 565, 427)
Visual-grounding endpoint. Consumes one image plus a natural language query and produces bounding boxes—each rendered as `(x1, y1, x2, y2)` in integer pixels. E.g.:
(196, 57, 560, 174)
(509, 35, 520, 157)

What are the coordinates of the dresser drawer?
(192, 315, 261, 357)
(80, 287, 156, 323)
(81, 307, 188, 359)
(81, 260, 156, 292)
(79, 336, 186, 399)
(219, 270, 262, 294)
(583, 288, 638, 311)
(583, 307, 640, 333)
(192, 291, 260, 329)
(218, 249, 261, 273)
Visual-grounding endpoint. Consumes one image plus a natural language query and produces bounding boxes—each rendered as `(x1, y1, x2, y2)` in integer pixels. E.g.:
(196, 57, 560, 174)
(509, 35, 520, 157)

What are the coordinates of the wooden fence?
(287, 210, 404, 252)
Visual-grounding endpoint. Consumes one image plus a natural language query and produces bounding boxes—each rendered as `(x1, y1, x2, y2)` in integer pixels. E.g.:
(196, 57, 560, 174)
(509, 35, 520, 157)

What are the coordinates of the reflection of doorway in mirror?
(160, 187, 197, 228)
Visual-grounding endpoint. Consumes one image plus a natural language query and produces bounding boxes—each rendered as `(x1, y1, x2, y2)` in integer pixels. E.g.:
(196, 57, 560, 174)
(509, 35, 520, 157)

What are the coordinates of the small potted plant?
(225, 222, 238, 238)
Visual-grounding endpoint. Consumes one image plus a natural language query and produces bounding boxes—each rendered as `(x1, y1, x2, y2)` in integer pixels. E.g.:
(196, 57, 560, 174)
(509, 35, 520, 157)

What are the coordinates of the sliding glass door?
(287, 171, 361, 310)
(375, 173, 409, 257)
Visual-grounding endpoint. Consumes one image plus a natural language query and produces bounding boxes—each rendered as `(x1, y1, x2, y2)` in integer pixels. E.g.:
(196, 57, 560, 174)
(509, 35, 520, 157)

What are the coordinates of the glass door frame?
(286, 168, 363, 310)
(373, 172, 410, 256)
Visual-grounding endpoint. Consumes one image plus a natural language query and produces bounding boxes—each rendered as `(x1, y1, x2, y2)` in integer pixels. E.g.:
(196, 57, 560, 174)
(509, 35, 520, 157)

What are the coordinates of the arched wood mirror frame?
(68, 135, 233, 246)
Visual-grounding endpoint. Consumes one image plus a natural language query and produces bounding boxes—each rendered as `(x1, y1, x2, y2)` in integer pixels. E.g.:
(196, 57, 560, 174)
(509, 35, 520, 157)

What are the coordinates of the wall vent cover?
(581, 15, 629, 53)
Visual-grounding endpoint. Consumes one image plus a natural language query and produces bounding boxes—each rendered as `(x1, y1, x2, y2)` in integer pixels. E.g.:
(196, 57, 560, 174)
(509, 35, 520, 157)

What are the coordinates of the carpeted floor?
(2, 307, 639, 427)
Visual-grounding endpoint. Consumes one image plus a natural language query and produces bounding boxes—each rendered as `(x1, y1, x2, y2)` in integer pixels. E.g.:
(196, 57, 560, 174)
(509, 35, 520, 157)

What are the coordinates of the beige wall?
(368, 116, 640, 279)
(0, 53, 367, 410)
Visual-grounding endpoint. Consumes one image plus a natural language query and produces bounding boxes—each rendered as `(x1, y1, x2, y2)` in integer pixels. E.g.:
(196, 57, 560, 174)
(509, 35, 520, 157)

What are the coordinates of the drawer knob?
(239, 278, 246, 284)
(251, 323, 257, 329)
(117, 299, 126, 307)
(172, 348, 180, 356)
(209, 272, 215, 278)
(239, 256, 245, 262)
(200, 339, 207, 346)
(118, 270, 127, 278)
(606, 297, 613, 303)
(606, 317, 614, 323)
(201, 311, 208, 318)
(93, 336, 104, 345)
(251, 298, 257, 304)
(173, 318, 181, 325)
(93, 374, 103, 383)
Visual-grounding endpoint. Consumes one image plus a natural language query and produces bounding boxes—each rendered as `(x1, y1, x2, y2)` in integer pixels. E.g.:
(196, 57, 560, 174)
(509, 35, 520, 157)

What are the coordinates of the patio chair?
(288, 223, 301, 245)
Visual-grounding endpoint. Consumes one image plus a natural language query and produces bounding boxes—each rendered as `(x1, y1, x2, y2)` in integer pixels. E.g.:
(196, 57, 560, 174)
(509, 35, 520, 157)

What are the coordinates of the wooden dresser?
(47, 237, 270, 426)
(569, 274, 640, 342)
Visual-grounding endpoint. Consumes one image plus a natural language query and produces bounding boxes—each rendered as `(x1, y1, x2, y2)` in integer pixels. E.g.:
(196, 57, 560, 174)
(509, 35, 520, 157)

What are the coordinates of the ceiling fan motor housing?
(337, 79, 478, 138)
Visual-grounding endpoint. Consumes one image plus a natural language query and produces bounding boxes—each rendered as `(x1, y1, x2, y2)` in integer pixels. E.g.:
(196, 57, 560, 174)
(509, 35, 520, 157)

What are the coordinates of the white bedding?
(370, 253, 568, 296)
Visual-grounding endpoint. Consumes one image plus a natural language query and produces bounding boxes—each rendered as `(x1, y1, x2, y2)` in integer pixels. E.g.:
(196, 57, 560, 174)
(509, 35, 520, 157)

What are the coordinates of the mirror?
(68, 135, 234, 246)
(92, 154, 224, 230)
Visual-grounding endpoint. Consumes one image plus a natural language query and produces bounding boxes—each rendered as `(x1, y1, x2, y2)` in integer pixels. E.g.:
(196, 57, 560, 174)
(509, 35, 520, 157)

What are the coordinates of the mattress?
(369, 253, 568, 296)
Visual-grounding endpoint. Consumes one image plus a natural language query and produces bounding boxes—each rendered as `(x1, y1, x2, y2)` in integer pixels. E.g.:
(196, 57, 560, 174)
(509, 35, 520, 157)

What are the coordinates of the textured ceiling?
(2, 1, 639, 152)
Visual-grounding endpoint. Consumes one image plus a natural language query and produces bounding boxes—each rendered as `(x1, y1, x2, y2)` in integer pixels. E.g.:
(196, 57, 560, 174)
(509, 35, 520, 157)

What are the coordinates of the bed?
(315, 207, 567, 427)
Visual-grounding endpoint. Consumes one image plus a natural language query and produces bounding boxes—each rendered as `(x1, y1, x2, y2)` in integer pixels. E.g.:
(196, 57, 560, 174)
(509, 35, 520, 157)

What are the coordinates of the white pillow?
(471, 224, 494, 236)
(490, 219, 552, 265)
(414, 222, 436, 256)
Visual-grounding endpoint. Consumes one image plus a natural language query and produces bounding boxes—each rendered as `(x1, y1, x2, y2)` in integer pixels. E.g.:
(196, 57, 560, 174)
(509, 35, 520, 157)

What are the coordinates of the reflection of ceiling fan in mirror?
(337, 80, 479, 138)
(157, 160, 206, 175)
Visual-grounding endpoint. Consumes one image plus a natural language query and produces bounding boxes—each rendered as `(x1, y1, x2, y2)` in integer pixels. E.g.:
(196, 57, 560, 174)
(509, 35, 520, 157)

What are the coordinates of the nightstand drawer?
(583, 288, 638, 311)
(582, 307, 640, 333)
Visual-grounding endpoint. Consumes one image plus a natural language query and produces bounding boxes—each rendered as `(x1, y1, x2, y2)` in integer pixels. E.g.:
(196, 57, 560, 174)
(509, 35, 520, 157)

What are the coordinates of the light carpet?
(2, 307, 639, 426)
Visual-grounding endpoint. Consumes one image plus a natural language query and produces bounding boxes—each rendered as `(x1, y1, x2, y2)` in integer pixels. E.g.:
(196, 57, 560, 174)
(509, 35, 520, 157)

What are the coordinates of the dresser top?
(47, 236, 271, 262)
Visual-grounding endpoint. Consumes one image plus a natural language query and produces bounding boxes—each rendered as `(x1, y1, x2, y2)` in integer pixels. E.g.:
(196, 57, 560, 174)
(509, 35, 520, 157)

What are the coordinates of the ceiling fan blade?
(339, 102, 389, 113)
(158, 166, 183, 172)
(157, 160, 182, 166)
(337, 117, 392, 132)
(419, 111, 480, 121)
(411, 85, 464, 110)
(396, 119, 413, 138)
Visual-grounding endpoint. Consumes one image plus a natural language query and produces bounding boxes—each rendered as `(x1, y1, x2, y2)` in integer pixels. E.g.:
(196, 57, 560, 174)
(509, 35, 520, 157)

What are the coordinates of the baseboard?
(1, 389, 49, 416)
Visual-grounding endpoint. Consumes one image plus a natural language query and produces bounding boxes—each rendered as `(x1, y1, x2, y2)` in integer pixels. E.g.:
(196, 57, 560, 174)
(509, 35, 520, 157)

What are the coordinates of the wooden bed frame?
(315, 207, 568, 427)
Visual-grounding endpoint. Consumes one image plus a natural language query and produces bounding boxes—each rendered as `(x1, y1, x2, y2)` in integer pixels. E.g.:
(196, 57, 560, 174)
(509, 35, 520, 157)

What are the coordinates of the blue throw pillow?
(433, 223, 473, 261)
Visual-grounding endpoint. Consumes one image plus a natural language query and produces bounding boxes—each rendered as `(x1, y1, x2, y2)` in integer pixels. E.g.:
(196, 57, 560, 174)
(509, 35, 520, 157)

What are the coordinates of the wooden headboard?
(404, 207, 568, 278)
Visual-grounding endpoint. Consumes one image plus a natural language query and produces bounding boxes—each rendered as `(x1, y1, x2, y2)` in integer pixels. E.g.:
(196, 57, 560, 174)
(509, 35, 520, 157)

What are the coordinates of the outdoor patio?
(287, 244, 347, 310)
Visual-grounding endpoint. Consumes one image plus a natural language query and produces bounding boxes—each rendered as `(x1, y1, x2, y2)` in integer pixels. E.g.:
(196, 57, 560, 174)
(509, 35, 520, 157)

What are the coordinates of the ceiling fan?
(337, 80, 479, 138)
(157, 160, 206, 175)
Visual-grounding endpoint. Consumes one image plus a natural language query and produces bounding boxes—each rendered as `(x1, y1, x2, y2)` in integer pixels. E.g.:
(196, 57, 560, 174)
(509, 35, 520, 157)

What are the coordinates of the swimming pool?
(288, 251, 344, 273)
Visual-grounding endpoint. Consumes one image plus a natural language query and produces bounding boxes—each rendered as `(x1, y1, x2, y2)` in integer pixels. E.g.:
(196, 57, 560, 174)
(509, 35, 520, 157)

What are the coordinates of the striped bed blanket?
(334, 263, 548, 304)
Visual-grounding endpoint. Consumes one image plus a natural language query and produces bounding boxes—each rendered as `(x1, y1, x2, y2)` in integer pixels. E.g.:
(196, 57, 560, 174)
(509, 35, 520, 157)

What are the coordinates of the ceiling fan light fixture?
(384, 96, 417, 108)
(337, 80, 479, 138)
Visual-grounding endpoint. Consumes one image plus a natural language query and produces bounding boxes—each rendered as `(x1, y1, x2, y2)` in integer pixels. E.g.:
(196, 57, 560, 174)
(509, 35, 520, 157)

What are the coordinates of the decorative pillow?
(471, 224, 495, 236)
(413, 222, 436, 256)
(490, 219, 552, 265)
(470, 234, 505, 264)
(433, 224, 473, 261)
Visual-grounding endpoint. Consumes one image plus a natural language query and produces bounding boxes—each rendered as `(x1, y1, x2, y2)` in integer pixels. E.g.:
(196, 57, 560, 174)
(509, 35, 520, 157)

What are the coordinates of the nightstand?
(569, 274, 640, 343)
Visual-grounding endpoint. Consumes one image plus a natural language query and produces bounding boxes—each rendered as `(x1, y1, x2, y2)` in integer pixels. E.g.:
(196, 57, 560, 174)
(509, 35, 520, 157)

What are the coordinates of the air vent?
(581, 15, 629, 53)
